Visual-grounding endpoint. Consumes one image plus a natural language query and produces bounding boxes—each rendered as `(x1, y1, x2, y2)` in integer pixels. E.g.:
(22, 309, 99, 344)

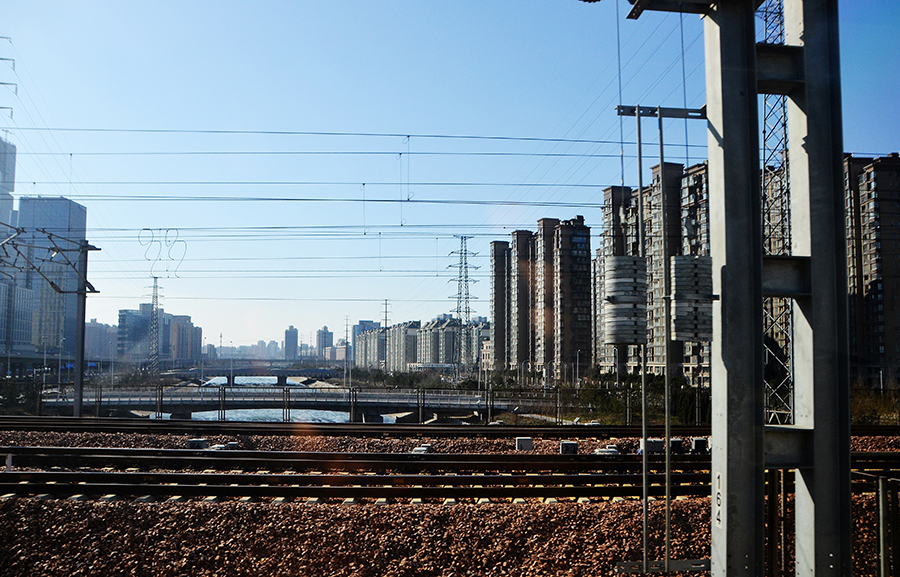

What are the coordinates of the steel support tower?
(450, 235, 477, 366)
(759, 0, 795, 426)
(148, 277, 159, 375)
(619, 0, 850, 574)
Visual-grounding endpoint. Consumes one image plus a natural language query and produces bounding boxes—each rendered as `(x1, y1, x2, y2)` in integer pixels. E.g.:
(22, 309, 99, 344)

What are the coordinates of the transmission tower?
(758, 0, 794, 425)
(449, 235, 478, 323)
(449, 235, 478, 366)
(148, 276, 159, 375)
(381, 299, 390, 371)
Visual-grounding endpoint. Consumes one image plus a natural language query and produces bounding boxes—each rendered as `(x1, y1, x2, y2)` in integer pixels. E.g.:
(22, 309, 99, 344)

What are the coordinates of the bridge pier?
(276, 374, 288, 387)
(350, 410, 383, 424)
(227, 374, 235, 387)
(171, 410, 192, 420)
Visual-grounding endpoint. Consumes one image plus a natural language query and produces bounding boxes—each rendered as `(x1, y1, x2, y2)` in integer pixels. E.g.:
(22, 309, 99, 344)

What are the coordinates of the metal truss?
(758, 0, 794, 425)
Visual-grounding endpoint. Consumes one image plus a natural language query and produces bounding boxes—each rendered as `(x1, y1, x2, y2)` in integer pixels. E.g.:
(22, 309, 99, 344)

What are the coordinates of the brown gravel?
(0, 431, 888, 575)
(0, 431, 647, 454)
(0, 495, 882, 576)
(0, 497, 711, 577)
(3, 431, 897, 454)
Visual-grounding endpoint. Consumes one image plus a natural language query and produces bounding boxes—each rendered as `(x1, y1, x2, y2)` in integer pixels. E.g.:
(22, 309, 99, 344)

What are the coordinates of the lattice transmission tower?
(758, 0, 794, 424)
(148, 277, 160, 375)
(449, 235, 478, 366)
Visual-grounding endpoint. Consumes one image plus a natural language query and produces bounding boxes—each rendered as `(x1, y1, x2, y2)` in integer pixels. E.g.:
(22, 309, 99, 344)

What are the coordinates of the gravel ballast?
(0, 431, 888, 575)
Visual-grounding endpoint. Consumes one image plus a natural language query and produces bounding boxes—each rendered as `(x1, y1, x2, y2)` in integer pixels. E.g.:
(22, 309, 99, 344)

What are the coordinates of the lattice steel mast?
(449, 235, 478, 366)
(758, 0, 794, 425)
(148, 277, 159, 375)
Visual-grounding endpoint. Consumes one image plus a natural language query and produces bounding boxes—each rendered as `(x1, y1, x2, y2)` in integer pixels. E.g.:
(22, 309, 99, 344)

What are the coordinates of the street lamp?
(201, 336, 206, 381)
(58, 338, 65, 386)
(576, 350, 581, 389)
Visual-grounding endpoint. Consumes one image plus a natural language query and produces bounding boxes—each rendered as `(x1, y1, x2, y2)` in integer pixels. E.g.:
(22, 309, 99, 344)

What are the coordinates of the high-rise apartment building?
(316, 326, 333, 359)
(509, 231, 534, 373)
(170, 315, 200, 365)
(553, 216, 592, 379)
(385, 320, 419, 372)
(533, 218, 558, 375)
(490, 216, 592, 382)
(0, 137, 16, 227)
(85, 318, 117, 360)
(593, 164, 709, 384)
(489, 241, 509, 371)
(417, 315, 460, 366)
(117, 304, 201, 364)
(680, 162, 712, 387)
(845, 152, 900, 384)
(352, 320, 380, 363)
(17, 196, 87, 358)
(284, 325, 298, 361)
(354, 327, 385, 370)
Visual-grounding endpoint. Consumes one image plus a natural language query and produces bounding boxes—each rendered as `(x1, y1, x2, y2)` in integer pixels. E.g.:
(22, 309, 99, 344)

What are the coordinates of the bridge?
(40, 386, 544, 423)
(163, 367, 341, 386)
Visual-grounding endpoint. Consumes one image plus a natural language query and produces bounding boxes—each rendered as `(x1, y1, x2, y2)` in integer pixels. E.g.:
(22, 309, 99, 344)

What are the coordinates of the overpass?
(40, 386, 543, 423)
(164, 367, 341, 386)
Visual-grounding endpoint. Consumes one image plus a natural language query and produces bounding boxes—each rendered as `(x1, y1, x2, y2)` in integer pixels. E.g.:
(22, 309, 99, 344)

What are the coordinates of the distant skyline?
(1, 1, 898, 346)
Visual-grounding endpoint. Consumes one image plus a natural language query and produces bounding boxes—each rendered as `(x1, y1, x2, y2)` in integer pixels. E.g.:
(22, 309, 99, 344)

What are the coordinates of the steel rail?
(0, 416, 716, 438)
(0, 470, 712, 500)
(3, 415, 900, 437)
(1, 446, 713, 474)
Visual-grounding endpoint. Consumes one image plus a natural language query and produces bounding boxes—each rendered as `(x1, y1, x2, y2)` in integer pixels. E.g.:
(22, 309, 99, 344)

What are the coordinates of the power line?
(17, 150, 666, 158)
(23, 180, 615, 188)
(0, 125, 681, 146)
(24, 194, 608, 209)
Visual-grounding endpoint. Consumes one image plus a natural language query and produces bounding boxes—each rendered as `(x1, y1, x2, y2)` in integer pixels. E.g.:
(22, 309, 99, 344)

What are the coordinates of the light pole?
(201, 336, 206, 381)
(229, 340, 234, 386)
(576, 350, 581, 389)
(58, 338, 65, 387)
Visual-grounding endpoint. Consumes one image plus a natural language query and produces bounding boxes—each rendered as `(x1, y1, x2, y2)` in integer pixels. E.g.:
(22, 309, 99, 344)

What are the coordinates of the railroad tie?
(134, 495, 156, 503)
(67, 494, 89, 501)
(305, 497, 322, 505)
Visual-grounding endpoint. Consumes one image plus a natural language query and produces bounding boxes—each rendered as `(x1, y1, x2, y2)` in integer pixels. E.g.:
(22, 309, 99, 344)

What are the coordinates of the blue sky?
(1, 1, 897, 347)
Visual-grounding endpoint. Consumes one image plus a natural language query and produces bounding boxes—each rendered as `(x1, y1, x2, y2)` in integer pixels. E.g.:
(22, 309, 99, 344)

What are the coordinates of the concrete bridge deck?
(40, 386, 544, 423)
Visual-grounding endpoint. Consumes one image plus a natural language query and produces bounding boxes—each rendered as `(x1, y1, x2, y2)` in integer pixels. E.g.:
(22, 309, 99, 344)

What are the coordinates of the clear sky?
(0, 1, 897, 347)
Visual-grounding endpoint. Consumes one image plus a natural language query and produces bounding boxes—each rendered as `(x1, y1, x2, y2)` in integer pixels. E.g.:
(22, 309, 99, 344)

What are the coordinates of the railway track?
(1, 446, 711, 501)
(2, 445, 900, 502)
(0, 415, 713, 438)
(3, 415, 900, 438)
(1, 445, 710, 473)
